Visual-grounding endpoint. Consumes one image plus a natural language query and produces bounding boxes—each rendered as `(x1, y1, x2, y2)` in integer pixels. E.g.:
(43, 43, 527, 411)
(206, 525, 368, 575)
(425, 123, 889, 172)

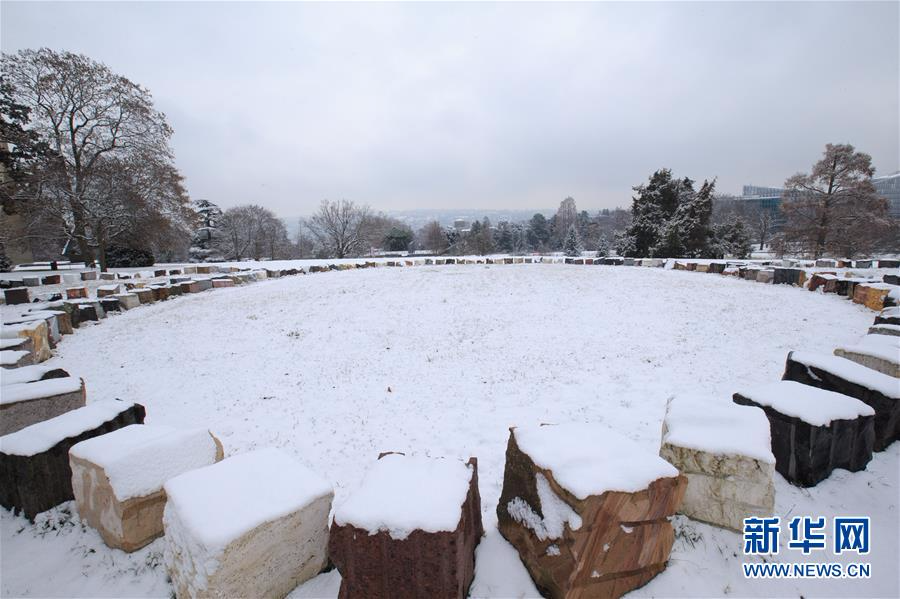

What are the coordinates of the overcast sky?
(2, 1, 898, 215)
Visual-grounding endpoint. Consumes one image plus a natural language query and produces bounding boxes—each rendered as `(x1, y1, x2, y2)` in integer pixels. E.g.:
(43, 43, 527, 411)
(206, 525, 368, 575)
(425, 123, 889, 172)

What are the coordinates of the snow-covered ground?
(1, 264, 897, 598)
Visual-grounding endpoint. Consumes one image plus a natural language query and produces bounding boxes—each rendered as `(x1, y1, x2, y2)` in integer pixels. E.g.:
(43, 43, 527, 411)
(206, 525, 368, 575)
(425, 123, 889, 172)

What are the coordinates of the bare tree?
(782, 143, 889, 258)
(2, 49, 179, 263)
(305, 199, 371, 258)
(418, 220, 448, 254)
(216, 204, 287, 261)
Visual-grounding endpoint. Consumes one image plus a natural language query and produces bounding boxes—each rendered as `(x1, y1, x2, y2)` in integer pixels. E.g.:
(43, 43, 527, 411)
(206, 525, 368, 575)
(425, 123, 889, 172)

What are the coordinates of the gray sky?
(2, 1, 898, 215)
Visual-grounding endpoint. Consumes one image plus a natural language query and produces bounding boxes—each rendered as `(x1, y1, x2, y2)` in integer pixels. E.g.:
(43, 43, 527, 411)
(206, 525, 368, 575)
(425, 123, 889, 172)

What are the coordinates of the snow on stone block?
(1, 320, 51, 363)
(783, 350, 900, 451)
(834, 334, 900, 378)
(163, 448, 333, 599)
(0, 349, 33, 369)
(70, 425, 223, 552)
(179, 281, 200, 294)
(329, 453, 483, 599)
(733, 381, 875, 487)
(212, 278, 234, 288)
(496, 424, 685, 598)
(0, 376, 85, 436)
(0, 400, 145, 519)
(659, 396, 774, 531)
(869, 323, 900, 337)
(4, 287, 30, 305)
(875, 307, 900, 326)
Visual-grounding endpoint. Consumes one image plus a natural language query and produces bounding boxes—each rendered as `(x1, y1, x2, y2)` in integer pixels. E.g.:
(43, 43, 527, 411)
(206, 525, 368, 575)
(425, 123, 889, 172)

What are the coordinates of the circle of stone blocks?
(0, 373, 85, 436)
(329, 453, 484, 599)
(163, 447, 333, 599)
(69, 425, 224, 552)
(834, 334, 900, 378)
(659, 396, 775, 532)
(783, 350, 900, 451)
(496, 424, 686, 599)
(0, 400, 146, 520)
(733, 381, 875, 487)
(1, 320, 51, 363)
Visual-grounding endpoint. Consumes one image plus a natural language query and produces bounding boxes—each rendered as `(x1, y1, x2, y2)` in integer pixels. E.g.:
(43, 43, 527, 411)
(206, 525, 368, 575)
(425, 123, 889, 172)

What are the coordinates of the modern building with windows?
(873, 172, 900, 218)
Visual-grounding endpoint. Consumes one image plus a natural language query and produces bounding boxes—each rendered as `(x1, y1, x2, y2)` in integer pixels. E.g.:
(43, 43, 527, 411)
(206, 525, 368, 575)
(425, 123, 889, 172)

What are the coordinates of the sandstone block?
(134, 289, 155, 304)
(733, 381, 874, 487)
(0, 400, 145, 519)
(0, 375, 85, 436)
(212, 279, 234, 288)
(70, 425, 223, 552)
(96, 284, 122, 298)
(164, 448, 332, 599)
(659, 396, 775, 531)
(66, 286, 88, 299)
(1, 320, 51, 362)
(497, 424, 685, 598)
(329, 454, 483, 599)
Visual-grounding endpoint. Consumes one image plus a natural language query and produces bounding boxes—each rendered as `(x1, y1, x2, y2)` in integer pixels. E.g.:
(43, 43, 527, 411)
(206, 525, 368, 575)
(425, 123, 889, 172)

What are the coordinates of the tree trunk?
(97, 228, 108, 272)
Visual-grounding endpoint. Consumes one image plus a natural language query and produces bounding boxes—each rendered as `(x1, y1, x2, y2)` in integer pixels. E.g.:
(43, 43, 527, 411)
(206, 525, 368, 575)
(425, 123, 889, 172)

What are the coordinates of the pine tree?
(563, 224, 583, 257)
(595, 235, 611, 257)
(189, 199, 224, 262)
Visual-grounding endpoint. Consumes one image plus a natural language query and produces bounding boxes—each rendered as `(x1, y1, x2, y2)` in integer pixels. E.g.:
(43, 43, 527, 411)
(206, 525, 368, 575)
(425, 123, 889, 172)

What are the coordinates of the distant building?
(453, 219, 470, 231)
(873, 172, 900, 218)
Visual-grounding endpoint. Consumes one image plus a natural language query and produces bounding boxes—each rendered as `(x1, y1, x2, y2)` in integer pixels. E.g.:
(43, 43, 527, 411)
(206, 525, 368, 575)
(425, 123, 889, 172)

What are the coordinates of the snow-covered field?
(2, 264, 897, 598)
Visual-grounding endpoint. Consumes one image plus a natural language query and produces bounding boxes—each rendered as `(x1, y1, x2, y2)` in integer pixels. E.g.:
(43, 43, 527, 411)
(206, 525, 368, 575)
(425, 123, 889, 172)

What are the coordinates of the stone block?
(0, 400, 145, 519)
(66, 286, 88, 300)
(98, 272, 116, 281)
(96, 284, 122, 298)
(659, 396, 775, 531)
(834, 335, 900, 378)
(878, 259, 900, 268)
(212, 279, 234, 288)
(99, 298, 121, 313)
(154, 269, 167, 277)
(150, 286, 170, 302)
(773, 267, 805, 286)
(329, 454, 483, 599)
(70, 425, 223, 552)
(4, 287, 30, 305)
(22, 277, 41, 287)
(0, 376, 85, 436)
(497, 424, 685, 598)
(733, 381, 875, 486)
(875, 307, 900, 326)
(80, 271, 98, 281)
(163, 448, 333, 599)
(41, 275, 61, 285)
(869, 324, 900, 337)
(134, 289, 155, 304)
(783, 350, 900, 451)
(195, 278, 213, 291)
(113, 293, 141, 310)
(1, 320, 51, 362)
(179, 281, 200, 294)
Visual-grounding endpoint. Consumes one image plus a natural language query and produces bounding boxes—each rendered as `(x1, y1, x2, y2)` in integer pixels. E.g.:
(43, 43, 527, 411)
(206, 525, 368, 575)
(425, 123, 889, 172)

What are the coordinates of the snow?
(333, 453, 473, 540)
(163, 447, 332, 551)
(1, 263, 897, 598)
(662, 395, 775, 463)
(870, 323, 900, 334)
(790, 351, 900, 399)
(735, 380, 875, 426)
(0, 350, 29, 366)
(513, 423, 679, 500)
(0, 400, 135, 456)
(0, 364, 60, 386)
(0, 321, 43, 338)
(0, 338, 28, 349)
(0, 377, 82, 405)
(837, 334, 900, 364)
(69, 425, 220, 501)
(506, 473, 582, 540)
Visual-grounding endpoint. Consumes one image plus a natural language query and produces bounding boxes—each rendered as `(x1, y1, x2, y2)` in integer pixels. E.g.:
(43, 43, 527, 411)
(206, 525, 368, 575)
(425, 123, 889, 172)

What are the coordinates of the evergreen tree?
(563, 224, 583, 257)
(527, 213, 551, 250)
(713, 218, 753, 259)
(189, 199, 224, 262)
(595, 235, 611, 258)
(496, 221, 514, 253)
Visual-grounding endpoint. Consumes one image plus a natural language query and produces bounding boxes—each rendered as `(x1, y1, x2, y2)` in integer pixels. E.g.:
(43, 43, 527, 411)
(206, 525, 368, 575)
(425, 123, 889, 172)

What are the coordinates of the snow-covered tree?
(563, 224, 583, 257)
(189, 200, 224, 262)
(595, 235, 611, 257)
(713, 217, 753, 258)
